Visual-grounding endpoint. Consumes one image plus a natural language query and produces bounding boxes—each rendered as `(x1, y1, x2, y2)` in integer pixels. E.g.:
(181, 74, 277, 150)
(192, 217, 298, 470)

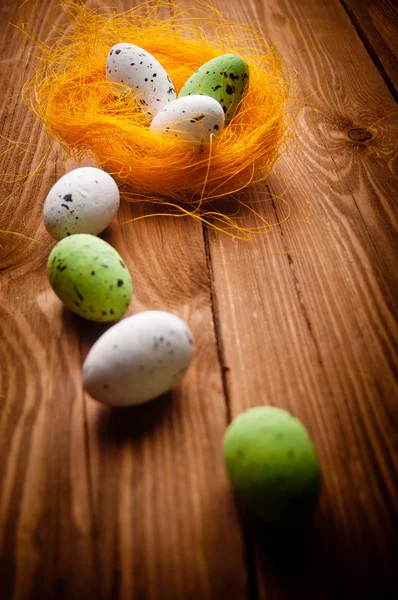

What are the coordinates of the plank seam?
(339, 0, 398, 102)
(269, 194, 328, 379)
(202, 226, 232, 424)
(202, 225, 259, 600)
(240, 515, 261, 600)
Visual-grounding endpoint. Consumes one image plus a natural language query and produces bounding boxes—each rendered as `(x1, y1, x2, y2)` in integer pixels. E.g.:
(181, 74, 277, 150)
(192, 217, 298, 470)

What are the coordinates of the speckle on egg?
(47, 234, 133, 322)
(43, 167, 120, 240)
(150, 95, 225, 144)
(179, 54, 250, 123)
(106, 43, 176, 120)
(223, 407, 322, 526)
(82, 311, 194, 406)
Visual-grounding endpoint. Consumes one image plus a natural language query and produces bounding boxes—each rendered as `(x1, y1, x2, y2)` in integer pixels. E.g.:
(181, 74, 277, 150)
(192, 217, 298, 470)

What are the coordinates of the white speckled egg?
(83, 311, 194, 406)
(43, 167, 120, 240)
(106, 43, 176, 119)
(149, 95, 225, 144)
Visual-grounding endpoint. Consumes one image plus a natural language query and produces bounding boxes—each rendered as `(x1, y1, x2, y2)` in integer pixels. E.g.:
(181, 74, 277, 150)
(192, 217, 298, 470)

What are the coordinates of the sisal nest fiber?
(22, 0, 290, 231)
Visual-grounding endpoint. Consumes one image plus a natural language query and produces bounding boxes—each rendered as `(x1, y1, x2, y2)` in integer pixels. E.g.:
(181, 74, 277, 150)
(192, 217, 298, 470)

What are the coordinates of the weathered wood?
(1, 0, 397, 598)
(341, 0, 398, 96)
(0, 2, 249, 599)
(181, 0, 398, 597)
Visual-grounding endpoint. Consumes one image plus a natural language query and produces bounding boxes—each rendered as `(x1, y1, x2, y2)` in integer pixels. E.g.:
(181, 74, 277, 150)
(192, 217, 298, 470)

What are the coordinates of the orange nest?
(22, 0, 290, 222)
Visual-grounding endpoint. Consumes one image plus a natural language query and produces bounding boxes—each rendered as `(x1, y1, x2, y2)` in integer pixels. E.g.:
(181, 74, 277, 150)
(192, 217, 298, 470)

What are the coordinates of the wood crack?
(202, 224, 257, 600)
(339, 0, 398, 102)
(202, 225, 232, 424)
(270, 192, 327, 375)
(324, 141, 381, 259)
(240, 516, 260, 600)
(80, 331, 100, 584)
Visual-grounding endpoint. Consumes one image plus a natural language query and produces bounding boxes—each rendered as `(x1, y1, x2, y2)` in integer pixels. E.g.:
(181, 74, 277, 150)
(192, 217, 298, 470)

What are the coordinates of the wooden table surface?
(1, 0, 397, 598)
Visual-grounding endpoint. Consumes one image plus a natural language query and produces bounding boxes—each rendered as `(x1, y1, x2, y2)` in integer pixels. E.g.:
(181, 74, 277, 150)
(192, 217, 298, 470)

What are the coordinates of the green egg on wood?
(178, 54, 249, 122)
(223, 407, 322, 527)
(47, 234, 133, 322)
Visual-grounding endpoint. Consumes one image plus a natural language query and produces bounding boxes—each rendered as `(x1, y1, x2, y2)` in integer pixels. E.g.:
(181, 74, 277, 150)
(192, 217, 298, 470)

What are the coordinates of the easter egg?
(47, 234, 133, 322)
(149, 95, 225, 144)
(83, 311, 194, 406)
(106, 43, 176, 119)
(43, 167, 120, 241)
(179, 54, 249, 122)
(223, 407, 321, 526)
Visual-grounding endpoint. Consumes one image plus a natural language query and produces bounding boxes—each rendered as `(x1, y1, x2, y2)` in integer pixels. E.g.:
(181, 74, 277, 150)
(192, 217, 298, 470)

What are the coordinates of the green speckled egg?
(223, 407, 321, 526)
(47, 234, 133, 322)
(178, 54, 249, 122)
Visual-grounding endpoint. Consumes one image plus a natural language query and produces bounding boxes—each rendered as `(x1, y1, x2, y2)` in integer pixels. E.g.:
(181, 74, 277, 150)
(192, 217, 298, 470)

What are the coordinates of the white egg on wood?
(83, 311, 195, 406)
(149, 95, 225, 144)
(43, 167, 120, 240)
(106, 43, 176, 119)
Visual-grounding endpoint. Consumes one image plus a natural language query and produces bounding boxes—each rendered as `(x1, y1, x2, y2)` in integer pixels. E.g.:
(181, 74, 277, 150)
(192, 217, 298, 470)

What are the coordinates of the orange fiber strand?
(21, 0, 290, 234)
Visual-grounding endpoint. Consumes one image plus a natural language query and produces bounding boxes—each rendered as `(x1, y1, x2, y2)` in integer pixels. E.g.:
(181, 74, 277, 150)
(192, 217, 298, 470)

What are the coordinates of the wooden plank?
(0, 2, 249, 599)
(341, 0, 398, 96)
(175, 0, 398, 597)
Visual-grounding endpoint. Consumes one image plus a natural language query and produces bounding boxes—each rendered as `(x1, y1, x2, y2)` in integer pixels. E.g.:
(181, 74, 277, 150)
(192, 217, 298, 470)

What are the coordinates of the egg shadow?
(242, 508, 315, 575)
(239, 499, 376, 599)
(64, 307, 114, 339)
(96, 389, 175, 446)
(63, 308, 121, 364)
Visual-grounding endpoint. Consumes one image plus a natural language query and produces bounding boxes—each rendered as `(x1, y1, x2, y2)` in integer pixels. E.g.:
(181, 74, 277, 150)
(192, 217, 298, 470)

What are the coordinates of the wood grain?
(179, 0, 398, 597)
(1, 0, 397, 599)
(341, 0, 398, 96)
(0, 1, 248, 599)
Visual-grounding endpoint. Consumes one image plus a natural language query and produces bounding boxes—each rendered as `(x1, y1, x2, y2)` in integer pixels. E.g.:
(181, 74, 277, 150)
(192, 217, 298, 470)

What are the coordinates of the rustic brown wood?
(180, 0, 398, 598)
(341, 0, 398, 95)
(1, 0, 398, 599)
(0, 1, 248, 599)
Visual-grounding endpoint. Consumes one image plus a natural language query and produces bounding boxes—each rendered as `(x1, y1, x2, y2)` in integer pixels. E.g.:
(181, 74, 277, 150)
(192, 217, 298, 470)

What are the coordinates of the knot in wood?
(347, 128, 373, 142)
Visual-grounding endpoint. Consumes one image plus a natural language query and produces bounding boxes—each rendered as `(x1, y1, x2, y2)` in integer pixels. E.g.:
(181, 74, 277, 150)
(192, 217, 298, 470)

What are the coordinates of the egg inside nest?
(23, 0, 290, 235)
